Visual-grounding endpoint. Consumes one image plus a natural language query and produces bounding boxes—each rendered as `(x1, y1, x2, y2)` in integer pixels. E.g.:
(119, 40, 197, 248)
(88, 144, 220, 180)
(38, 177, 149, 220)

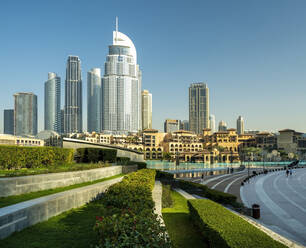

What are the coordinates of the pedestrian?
(289, 168, 293, 176)
(201, 174, 204, 183)
(286, 169, 289, 177)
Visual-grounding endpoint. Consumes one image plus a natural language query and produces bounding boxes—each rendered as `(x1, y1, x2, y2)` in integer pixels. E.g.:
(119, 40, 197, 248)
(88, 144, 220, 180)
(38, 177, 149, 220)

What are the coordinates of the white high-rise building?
(87, 68, 101, 132)
(44, 72, 61, 133)
(209, 115, 215, 133)
(237, 116, 244, 135)
(142, 90, 152, 130)
(102, 20, 141, 133)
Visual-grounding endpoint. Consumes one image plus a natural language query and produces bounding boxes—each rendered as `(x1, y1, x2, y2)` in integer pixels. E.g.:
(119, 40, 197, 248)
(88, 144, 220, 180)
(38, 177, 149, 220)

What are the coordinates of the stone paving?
(241, 168, 306, 246)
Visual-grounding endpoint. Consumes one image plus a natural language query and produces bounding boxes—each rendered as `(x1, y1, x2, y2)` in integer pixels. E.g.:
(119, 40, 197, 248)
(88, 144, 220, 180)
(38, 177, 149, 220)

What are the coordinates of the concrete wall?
(0, 165, 138, 197)
(62, 138, 145, 162)
(0, 177, 123, 240)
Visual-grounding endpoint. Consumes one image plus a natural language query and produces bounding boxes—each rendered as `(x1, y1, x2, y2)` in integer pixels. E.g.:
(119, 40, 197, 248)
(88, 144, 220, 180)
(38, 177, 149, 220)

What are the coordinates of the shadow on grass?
(0, 202, 102, 248)
(163, 212, 208, 248)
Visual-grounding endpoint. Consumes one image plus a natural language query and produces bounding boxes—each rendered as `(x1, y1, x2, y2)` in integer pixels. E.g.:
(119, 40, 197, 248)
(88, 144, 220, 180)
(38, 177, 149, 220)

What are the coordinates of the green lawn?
(162, 188, 208, 248)
(0, 162, 111, 177)
(0, 201, 102, 248)
(0, 174, 123, 208)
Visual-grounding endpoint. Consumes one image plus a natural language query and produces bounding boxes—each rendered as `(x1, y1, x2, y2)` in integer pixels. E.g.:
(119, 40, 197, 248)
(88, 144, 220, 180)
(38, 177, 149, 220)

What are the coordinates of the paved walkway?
(152, 180, 164, 225)
(241, 168, 306, 246)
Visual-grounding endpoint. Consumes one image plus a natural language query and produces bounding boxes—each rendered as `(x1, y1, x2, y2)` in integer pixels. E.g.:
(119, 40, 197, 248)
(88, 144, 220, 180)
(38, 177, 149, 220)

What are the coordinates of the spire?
(115, 16, 118, 41)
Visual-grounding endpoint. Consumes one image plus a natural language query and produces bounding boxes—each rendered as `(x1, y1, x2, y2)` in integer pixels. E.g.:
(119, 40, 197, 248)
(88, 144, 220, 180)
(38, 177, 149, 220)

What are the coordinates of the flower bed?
(94, 169, 171, 247)
(188, 199, 287, 248)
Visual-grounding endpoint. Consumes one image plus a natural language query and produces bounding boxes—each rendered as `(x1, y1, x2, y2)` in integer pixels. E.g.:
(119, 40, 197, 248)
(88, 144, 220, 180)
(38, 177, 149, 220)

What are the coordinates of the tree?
(163, 152, 172, 161)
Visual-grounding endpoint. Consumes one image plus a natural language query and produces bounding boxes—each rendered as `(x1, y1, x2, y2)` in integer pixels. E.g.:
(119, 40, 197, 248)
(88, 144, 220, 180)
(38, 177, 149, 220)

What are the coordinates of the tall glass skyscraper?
(3, 109, 14, 135)
(87, 68, 101, 132)
(237, 116, 244, 135)
(189, 83, 209, 134)
(44, 72, 61, 133)
(102, 28, 141, 133)
(142, 90, 152, 130)
(64, 56, 82, 134)
(209, 114, 216, 133)
(14, 92, 37, 136)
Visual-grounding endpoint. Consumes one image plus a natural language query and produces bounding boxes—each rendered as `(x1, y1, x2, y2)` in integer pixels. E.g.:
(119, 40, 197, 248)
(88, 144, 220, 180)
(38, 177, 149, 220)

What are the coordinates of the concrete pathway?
(152, 180, 164, 225)
(241, 168, 306, 246)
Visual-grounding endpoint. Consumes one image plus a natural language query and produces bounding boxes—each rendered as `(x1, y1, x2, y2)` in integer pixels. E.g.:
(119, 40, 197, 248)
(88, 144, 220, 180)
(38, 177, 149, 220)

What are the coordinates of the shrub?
(188, 199, 287, 248)
(75, 148, 117, 163)
(177, 180, 237, 205)
(94, 169, 171, 248)
(116, 157, 130, 165)
(156, 170, 174, 180)
(0, 146, 74, 170)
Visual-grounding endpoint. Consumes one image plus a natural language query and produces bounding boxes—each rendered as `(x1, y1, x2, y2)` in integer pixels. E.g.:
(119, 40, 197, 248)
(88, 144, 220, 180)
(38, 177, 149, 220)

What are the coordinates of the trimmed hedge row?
(177, 179, 237, 205)
(188, 199, 287, 248)
(94, 169, 171, 247)
(0, 145, 74, 170)
(75, 148, 117, 163)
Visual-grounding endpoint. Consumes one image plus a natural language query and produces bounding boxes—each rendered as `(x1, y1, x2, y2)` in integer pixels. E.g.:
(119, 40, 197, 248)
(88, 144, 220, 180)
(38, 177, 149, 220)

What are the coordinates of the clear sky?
(1, 0, 306, 133)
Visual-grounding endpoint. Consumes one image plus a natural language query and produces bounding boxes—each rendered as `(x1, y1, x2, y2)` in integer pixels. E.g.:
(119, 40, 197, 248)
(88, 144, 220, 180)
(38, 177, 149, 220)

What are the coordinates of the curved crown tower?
(102, 21, 142, 133)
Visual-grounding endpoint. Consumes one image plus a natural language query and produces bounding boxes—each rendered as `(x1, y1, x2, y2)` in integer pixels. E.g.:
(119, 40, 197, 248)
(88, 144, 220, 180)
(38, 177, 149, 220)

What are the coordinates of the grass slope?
(0, 174, 123, 208)
(0, 201, 102, 248)
(162, 188, 208, 248)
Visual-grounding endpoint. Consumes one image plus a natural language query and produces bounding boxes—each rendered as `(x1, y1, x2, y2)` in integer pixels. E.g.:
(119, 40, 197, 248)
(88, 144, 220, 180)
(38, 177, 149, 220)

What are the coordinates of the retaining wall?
(0, 165, 138, 197)
(0, 177, 123, 240)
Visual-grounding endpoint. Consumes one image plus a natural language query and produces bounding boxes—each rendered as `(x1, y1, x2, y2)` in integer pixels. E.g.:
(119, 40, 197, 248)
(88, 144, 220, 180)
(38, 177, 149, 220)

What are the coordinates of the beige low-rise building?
(277, 129, 306, 154)
(0, 134, 44, 146)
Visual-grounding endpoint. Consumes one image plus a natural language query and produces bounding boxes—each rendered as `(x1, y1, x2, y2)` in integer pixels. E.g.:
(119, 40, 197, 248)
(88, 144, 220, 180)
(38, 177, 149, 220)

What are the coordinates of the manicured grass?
(0, 174, 123, 208)
(0, 200, 102, 248)
(162, 189, 208, 248)
(0, 162, 111, 177)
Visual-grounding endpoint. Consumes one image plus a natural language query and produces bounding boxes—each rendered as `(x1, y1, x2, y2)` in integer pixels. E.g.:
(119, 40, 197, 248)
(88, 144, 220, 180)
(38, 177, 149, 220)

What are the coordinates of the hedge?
(188, 199, 287, 248)
(75, 148, 117, 163)
(94, 169, 171, 247)
(177, 179, 237, 205)
(0, 145, 74, 170)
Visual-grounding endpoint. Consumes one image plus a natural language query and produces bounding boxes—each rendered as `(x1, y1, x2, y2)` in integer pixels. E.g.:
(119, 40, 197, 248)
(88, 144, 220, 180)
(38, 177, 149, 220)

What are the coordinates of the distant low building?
(277, 129, 306, 154)
(0, 134, 44, 146)
(164, 119, 180, 133)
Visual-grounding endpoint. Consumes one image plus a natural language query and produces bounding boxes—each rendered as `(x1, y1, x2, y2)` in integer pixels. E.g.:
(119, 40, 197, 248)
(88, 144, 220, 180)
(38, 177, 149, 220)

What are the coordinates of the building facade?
(3, 109, 14, 135)
(87, 68, 101, 132)
(218, 120, 227, 131)
(142, 90, 152, 130)
(64, 55, 82, 134)
(189, 83, 209, 134)
(14, 92, 37, 136)
(164, 119, 180, 133)
(0, 134, 44, 146)
(102, 29, 141, 133)
(180, 120, 189, 131)
(237, 116, 244, 135)
(209, 114, 216, 133)
(44, 72, 61, 133)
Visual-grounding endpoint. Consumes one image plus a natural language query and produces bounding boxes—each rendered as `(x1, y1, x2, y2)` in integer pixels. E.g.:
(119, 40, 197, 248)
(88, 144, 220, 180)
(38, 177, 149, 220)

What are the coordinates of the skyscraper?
(142, 90, 152, 130)
(180, 120, 189, 131)
(44, 72, 61, 133)
(14, 92, 37, 136)
(164, 119, 180, 133)
(218, 120, 227, 132)
(3, 109, 14, 135)
(189, 83, 209, 134)
(64, 55, 82, 134)
(209, 115, 216, 133)
(102, 21, 141, 133)
(87, 68, 101, 132)
(237, 116, 244, 135)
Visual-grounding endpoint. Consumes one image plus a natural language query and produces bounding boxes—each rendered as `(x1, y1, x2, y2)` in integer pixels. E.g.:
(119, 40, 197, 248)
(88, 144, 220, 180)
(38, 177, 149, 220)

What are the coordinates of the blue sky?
(1, 0, 306, 133)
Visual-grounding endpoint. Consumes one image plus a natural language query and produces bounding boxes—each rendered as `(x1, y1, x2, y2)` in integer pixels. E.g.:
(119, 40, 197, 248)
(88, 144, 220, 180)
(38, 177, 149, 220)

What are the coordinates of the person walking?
(289, 168, 293, 176)
(201, 174, 204, 183)
(286, 168, 289, 177)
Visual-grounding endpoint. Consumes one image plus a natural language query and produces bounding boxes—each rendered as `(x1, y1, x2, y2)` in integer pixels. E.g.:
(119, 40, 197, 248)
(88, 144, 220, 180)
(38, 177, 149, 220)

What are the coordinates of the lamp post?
(230, 150, 233, 173)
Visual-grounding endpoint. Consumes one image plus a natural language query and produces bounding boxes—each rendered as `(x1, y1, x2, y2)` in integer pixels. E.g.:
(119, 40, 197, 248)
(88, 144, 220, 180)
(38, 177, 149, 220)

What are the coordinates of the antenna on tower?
(115, 16, 118, 41)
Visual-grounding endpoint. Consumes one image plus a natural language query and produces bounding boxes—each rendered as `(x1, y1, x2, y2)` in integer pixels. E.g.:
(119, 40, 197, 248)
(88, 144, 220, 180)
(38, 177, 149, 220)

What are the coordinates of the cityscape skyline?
(1, 1, 306, 133)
